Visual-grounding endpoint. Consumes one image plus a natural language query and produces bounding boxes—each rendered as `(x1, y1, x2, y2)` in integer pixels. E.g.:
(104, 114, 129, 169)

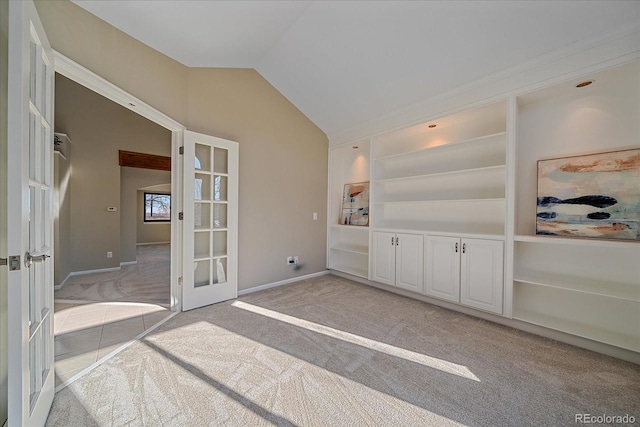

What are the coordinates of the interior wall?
(136, 191, 171, 246)
(187, 68, 329, 289)
(37, 0, 330, 291)
(54, 148, 71, 285)
(120, 167, 171, 262)
(34, 0, 188, 125)
(54, 74, 171, 272)
(0, 0, 9, 422)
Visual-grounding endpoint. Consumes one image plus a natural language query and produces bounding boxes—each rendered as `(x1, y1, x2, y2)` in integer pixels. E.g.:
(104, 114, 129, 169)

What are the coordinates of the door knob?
(24, 252, 50, 269)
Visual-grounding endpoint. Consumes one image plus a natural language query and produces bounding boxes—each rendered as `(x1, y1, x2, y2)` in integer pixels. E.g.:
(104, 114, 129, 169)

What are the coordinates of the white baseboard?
(136, 241, 170, 246)
(68, 266, 121, 277)
(238, 270, 330, 296)
(54, 272, 73, 290)
(120, 261, 137, 267)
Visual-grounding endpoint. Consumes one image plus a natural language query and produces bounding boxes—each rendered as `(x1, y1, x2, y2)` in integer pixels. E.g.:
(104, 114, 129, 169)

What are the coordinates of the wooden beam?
(119, 150, 171, 171)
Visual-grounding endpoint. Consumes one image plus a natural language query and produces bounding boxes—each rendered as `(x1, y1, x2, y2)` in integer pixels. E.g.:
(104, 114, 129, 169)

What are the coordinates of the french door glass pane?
(194, 232, 210, 259)
(213, 176, 227, 201)
(212, 204, 227, 228)
(213, 258, 227, 284)
(194, 203, 210, 229)
(195, 174, 210, 201)
(195, 144, 211, 171)
(194, 260, 210, 288)
(212, 231, 227, 257)
(213, 147, 228, 174)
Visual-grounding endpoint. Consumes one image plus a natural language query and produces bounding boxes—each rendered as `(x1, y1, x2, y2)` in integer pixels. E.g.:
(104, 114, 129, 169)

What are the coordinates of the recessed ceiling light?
(428, 124, 437, 128)
(575, 80, 594, 88)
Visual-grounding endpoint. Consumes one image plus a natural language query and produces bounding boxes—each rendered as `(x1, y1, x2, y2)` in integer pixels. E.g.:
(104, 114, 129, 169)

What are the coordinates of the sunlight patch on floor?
(231, 300, 480, 382)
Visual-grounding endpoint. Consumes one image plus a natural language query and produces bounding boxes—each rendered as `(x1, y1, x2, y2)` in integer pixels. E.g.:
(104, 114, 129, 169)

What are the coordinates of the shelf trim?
(374, 197, 506, 205)
(374, 131, 506, 162)
(330, 224, 369, 230)
(374, 164, 506, 184)
(515, 234, 640, 249)
(330, 244, 369, 255)
(514, 277, 640, 303)
(372, 227, 505, 240)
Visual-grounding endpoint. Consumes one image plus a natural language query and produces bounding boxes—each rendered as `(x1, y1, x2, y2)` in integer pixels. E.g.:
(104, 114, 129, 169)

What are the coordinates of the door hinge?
(179, 146, 184, 155)
(178, 276, 183, 286)
(178, 212, 184, 220)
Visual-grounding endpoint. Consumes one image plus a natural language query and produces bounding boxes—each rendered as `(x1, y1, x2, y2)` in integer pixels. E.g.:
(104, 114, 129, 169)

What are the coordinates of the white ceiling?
(72, 1, 640, 138)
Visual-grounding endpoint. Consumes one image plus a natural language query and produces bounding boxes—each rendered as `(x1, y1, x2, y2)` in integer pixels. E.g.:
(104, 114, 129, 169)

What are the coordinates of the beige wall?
(0, 0, 8, 422)
(119, 167, 171, 262)
(37, 0, 329, 290)
(186, 68, 328, 288)
(55, 74, 171, 272)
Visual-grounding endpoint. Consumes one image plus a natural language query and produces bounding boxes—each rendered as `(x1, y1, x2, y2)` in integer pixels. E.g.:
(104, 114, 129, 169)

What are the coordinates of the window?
(144, 192, 171, 222)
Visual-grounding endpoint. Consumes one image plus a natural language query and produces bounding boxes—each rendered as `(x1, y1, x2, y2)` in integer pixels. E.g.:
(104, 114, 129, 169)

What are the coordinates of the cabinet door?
(460, 239, 504, 314)
(396, 233, 424, 292)
(372, 232, 396, 286)
(425, 236, 461, 302)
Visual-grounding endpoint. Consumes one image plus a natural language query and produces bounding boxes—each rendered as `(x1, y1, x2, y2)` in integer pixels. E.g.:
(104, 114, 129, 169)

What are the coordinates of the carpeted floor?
(46, 274, 640, 426)
(54, 244, 171, 305)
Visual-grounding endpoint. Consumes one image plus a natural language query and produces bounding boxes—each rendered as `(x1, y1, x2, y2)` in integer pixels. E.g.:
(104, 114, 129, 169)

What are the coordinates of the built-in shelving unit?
(327, 140, 371, 278)
(512, 60, 640, 352)
(372, 101, 507, 238)
(327, 58, 640, 360)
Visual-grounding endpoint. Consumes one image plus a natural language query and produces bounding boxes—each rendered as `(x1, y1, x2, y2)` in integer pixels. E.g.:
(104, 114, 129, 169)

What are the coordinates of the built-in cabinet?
(372, 232, 423, 293)
(327, 59, 640, 359)
(425, 236, 504, 315)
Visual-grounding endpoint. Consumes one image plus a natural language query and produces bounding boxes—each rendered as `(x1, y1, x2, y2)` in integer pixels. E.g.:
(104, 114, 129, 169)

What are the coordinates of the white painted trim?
(238, 270, 331, 296)
(53, 51, 184, 132)
(54, 272, 73, 290)
(68, 267, 121, 276)
(136, 241, 170, 246)
(329, 24, 640, 146)
(120, 261, 137, 267)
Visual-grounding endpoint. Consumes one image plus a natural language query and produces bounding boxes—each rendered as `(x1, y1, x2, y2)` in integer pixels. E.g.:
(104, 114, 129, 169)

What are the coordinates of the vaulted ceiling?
(72, 1, 640, 138)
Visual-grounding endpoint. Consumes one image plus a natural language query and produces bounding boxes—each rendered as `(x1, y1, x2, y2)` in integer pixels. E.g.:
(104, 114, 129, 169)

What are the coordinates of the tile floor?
(54, 300, 173, 388)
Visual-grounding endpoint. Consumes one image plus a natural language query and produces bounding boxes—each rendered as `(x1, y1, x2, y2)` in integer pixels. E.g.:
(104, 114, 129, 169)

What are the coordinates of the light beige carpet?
(46, 274, 640, 426)
(55, 244, 170, 305)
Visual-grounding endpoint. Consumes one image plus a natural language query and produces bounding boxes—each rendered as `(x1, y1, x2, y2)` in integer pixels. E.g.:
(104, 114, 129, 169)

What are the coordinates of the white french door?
(7, 0, 55, 425)
(182, 131, 238, 311)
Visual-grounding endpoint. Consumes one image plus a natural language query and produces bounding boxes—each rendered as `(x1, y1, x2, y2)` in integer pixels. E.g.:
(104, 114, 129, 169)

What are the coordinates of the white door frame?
(53, 51, 186, 311)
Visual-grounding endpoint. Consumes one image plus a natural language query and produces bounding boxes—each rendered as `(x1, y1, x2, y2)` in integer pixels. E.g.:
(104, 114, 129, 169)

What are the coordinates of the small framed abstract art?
(341, 182, 369, 226)
(536, 148, 639, 240)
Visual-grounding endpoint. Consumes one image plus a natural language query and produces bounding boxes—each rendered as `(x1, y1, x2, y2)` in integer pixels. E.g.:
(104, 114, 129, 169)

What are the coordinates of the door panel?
(395, 233, 423, 293)
(182, 131, 238, 311)
(7, 0, 55, 424)
(425, 236, 461, 302)
(460, 239, 504, 314)
(372, 232, 395, 286)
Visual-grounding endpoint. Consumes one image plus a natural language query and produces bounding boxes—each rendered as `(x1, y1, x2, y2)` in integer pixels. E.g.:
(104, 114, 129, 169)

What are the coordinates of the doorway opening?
(50, 57, 183, 389)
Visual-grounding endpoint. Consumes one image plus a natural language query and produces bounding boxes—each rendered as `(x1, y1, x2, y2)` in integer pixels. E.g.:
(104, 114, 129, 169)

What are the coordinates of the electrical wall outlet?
(293, 256, 299, 264)
(287, 256, 294, 265)
(107, 251, 113, 258)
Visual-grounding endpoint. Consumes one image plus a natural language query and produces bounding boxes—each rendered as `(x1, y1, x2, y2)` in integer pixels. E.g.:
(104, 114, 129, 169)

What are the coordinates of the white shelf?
(514, 273, 639, 302)
(513, 282, 640, 352)
(329, 265, 368, 278)
(374, 164, 505, 184)
(330, 243, 368, 255)
(374, 197, 505, 205)
(373, 222, 505, 238)
(375, 131, 506, 162)
(515, 235, 640, 249)
(330, 224, 369, 231)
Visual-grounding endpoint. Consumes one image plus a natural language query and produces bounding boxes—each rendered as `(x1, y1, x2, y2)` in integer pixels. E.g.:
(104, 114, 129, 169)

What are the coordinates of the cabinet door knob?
(462, 243, 466, 254)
